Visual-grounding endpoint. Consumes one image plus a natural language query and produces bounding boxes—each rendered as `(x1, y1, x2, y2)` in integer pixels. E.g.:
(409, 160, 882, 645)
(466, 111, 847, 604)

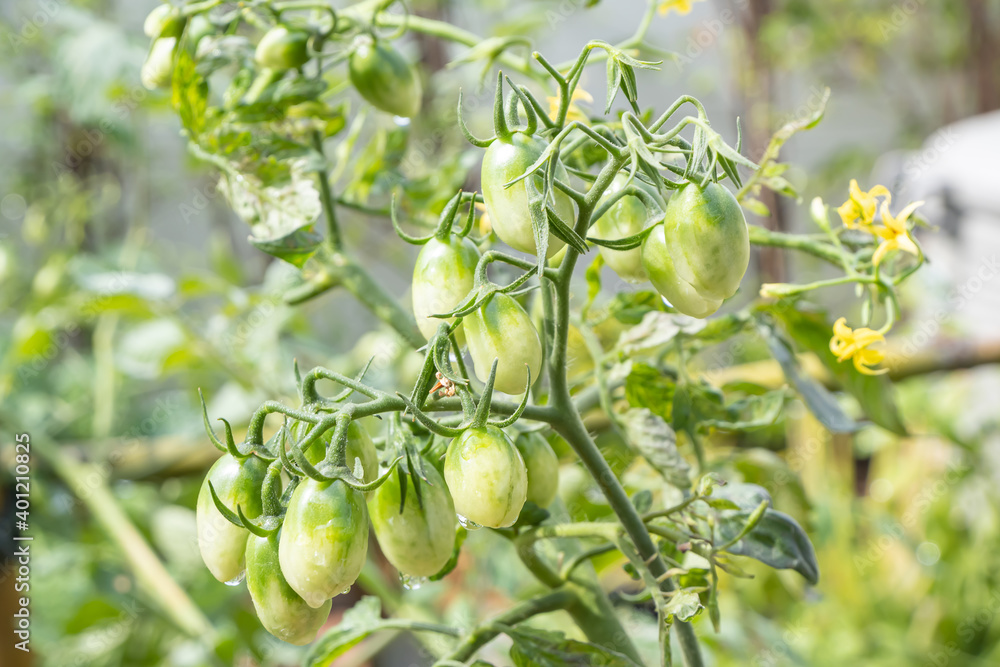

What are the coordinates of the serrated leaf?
(621, 408, 690, 488)
(699, 389, 786, 432)
(714, 507, 820, 585)
(507, 627, 641, 667)
(305, 597, 383, 666)
(624, 362, 676, 421)
(664, 589, 702, 622)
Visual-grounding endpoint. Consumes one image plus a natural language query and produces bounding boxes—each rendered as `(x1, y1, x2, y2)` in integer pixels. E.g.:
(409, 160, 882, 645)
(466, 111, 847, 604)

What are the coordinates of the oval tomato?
(463, 292, 541, 395)
(641, 182, 748, 318)
(196, 454, 268, 583)
(444, 425, 527, 528)
(278, 478, 369, 608)
(411, 236, 480, 341)
(143, 4, 186, 39)
(246, 532, 332, 645)
(593, 174, 662, 283)
(481, 133, 576, 257)
(255, 26, 310, 71)
(348, 36, 422, 118)
(369, 462, 457, 577)
(141, 37, 177, 90)
(514, 432, 560, 508)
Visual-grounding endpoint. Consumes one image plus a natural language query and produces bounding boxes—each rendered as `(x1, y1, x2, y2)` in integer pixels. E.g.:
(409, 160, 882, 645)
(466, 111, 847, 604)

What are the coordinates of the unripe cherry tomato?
(278, 478, 369, 608)
(245, 532, 332, 645)
(411, 236, 480, 341)
(463, 292, 541, 395)
(144, 4, 186, 40)
(141, 37, 177, 90)
(255, 26, 310, 71)
(514, 432, 560, 508)
(348, 36, 422, 118)
(369, 461, 457, 577)
(196, 454, 268, 583)
(593, 174, 662, 283)
(481, 133, 576, 257)
(641, 182, 748, 318)
(444, 425, 527, 528)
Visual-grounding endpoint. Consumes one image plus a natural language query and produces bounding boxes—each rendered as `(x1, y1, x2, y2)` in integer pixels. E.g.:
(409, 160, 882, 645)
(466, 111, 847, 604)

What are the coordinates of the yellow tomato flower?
(837, 179, 891, 230)
(658, 0, 700, 16)
(547, 87, 593, 124)
(872, 200, 923, 266)
(475, 201, 491, 236)
(829, 317, 888, 376)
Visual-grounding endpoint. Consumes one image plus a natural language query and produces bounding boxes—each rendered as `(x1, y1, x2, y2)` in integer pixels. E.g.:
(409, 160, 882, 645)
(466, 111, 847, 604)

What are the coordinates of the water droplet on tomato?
(224, 571, 246, 586)
(456, 514, 481, 530)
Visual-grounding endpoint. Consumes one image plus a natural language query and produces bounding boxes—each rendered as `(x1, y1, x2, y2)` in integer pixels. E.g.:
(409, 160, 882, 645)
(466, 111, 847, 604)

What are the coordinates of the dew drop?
(456, 514, 481, 530)
(394, 116, 412, 127)
(400, 574, 429, 590)
(224, 571, 246, 586)
(341, 586, 352, 596)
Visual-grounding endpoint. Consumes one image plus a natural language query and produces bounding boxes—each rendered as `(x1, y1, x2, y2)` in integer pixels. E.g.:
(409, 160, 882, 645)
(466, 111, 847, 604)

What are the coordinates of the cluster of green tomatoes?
(197, 414, 558, 645)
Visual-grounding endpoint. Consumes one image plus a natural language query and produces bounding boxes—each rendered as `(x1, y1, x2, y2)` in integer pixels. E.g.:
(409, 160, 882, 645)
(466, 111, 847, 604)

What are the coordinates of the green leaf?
(621, 408, 690, 488)
(664, 589, 703, 622)
(698, 389, 786, 432)
(756, 316, 861, 433)
(306, 597, 383, 666)
(714, 507, 820, 585)
(507, 627, 641, 667)
(624, 362, 676, 421)
(603, 290, 666, 325)
(247, 226, 322, 268)
(768, 305, 907, 435)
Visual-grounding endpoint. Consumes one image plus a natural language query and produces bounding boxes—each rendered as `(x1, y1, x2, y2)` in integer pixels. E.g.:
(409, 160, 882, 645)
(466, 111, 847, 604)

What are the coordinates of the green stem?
(441, 589, 576, 663)
(285, 250, 425, 349)
(545, 148, 706, 663)
(748, 225, 845, 266)
(312, 130, 342, 250)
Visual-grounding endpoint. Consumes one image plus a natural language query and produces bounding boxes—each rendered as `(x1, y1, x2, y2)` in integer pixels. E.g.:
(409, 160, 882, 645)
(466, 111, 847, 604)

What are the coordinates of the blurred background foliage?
(1, 0, 999, 666)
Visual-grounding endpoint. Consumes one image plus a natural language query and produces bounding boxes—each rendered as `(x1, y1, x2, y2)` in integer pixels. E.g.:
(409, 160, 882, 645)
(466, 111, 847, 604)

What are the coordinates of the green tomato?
(196, 454, 268, 583)
(144, 4, 186, 40)
(593, 174, 662, 283)
(279, 478, 369, 608)
(255, 26, 310, 71)
(293, 420, 379, 484)
(348, 36, 422, 118)
(246, 532, 332, 645)
(444, 426, 527, 528)
(412, 236, 480, 341)
(369, 462, 457, 577)
(464, 292, 541, 395)
(641, 182, 749, 318)
(481, 132, 576, 257)
(514, 433, 560, 508)
(141, 37, 177, 90)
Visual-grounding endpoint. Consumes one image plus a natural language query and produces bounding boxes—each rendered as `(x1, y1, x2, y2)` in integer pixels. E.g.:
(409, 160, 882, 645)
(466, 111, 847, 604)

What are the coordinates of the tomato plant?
(148, 0, 938, 663)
